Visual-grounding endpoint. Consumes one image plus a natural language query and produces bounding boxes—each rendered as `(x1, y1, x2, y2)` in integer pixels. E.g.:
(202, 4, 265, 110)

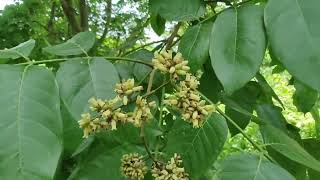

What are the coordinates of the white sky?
(0, 0, 15, 10)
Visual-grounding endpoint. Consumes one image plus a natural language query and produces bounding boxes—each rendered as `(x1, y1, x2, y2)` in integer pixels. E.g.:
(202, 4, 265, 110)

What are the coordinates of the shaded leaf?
(303, 139, 320, 180)
(256, 73, 284, 108)
(150, 13, 166, 36)
(261, 124, 320, 172)
(129, 49, 162, 86)
(293, 80, 318, 113)
(198, 61, 222, 104)
(225, 82, 260, 136)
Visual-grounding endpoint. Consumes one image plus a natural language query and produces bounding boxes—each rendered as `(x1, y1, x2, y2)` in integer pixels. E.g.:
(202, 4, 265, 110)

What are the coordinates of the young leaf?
(217, 153, 295, 180)
(150, 13, 166, 36)
(265, 0, 320, 91)
(261, 124, 320, 172)
(56, 57, 119, 119)
(179, 21, 212, 72)
(165, 113, 228, 179)
(293, 80, 318, 113)
(149, 0, 205, 21)
(210, 4, 266, 94)
(0, 65, 62, 179)
(0, 39, 35, 59)
(43, 32, 95, 56)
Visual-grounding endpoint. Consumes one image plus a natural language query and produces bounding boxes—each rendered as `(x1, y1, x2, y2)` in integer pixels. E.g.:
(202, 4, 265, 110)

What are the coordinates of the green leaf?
(68, 142, 144, 180)
(61, 100, 82, 156)
(261, 124, 320, 172)
(269, 47, 285, 74)
(225, 82, 260, 136)
(114, 63, 134, 80)
(0, 65, 62, 179)
(265, 0, 320, 91)
(150, 13, 166, 36)
(257, 104, 307, 178)
(129, 49, 163, 86)
(165, 113, 228, 179)
(43, 32, 95, 56)
(210, 5, 266, 94)
(293, 80, 318, 113)
(149, 0, 205, 21)
(303, 139, 320, 180)
(179, 22, 212, 72)
(198, 61, 222, 104)
(257, 104, 287, 130)
(0, 39, 35, 59)
(256, 73, 284, 108)
(56, 57, 119, 120)
(217, 153, 294, 180)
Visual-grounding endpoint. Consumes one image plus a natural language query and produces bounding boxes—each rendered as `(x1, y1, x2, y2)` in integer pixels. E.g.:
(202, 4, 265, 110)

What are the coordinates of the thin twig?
(122, 40, 166, 56)
(165, 23, 182, 50)
(16, 56, 153, 67)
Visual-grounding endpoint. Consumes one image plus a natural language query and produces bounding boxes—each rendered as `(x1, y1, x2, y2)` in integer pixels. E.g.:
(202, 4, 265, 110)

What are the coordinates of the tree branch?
(165, 22, 182, 50)
(47, 1, 57, 33)
(79, 0, 89, 31)
(60, 0, 81, 33)
(93, 0, 112, 51)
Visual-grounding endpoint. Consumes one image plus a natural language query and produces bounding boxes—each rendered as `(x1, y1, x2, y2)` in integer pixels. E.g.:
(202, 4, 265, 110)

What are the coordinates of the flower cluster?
(152, 50, 190, 80)
(164, 73, 215, 128)
(78, 79, 155, 138)
(151, 154, 189, 180)
(115, 79, 143, 105)
(129, 96, 156, 127)
(120, 153, 148, 180)
(78, 96, 128, 138)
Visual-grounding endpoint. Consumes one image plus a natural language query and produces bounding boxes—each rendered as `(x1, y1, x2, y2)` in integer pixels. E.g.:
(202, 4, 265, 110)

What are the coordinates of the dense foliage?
(0, 0, 319, 179)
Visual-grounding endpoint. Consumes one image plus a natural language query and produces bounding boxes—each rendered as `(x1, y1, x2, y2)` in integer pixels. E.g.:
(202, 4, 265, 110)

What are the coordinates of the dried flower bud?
(120, 153, 148, 180)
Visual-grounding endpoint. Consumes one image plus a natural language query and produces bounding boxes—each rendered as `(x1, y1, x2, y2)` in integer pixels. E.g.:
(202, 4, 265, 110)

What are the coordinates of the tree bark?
(79, 0, 89, 31)
(60, 0, 81, 33)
